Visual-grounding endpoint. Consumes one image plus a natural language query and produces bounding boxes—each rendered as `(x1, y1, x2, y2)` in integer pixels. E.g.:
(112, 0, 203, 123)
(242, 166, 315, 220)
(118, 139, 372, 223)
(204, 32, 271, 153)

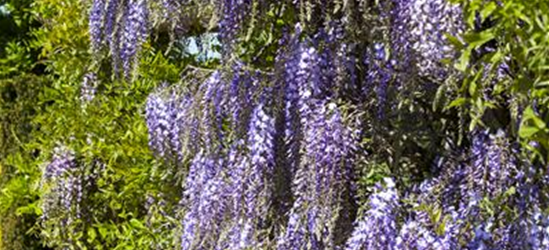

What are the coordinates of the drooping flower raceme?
(88, 0, 150, 79)
(40, 145, 104, 248)
(180, 151, 227, 249)
(389, 0, 463, 82)
(223, 100, 276, 249)
(452, 129, 520, 216)
(145, 84, 201, 163)
(395, 0, 464, 80)
(80, 72, 98, 105)
(145, 88, 172, 159)
(363, 42, 393, 119)
(278, 46, 358, 247)
(41, 145, 78, 227)
(345, 178, 399, 250)
(89, 0, 106, 53)
(120, 0, 149, 78)
(245, 101, 275, 222)
(219, 0, 252, 55)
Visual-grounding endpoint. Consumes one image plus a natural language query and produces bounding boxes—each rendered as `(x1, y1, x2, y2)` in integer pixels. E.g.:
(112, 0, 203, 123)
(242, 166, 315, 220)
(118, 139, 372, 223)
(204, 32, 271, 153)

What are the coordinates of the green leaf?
(504, 186, 516, 197)
(447, 97, 467, 109)
(519, 125, 540, 138)
(87, 228, 97, 243)
(445, 34, 464, 50)
(455, 48, 471, 72)
(98, 226, 108, 238)
(480, 2, 498, 21)
(130, 218, 146, 229)
(464, 30, 495, 48)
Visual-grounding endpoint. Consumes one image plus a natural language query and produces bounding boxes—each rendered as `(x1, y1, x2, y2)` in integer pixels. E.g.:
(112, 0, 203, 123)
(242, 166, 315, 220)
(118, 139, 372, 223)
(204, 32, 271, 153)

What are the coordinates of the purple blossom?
(245, 101, 275, 219)
(199, 71, 224, 150)
(282, 32, 304, 178)
(221, 100, 276, 249)
(80, 72, 98, 104)
(145, 90, 171, 158)
(465, 129, 518, 201)
(89, 0, 106, 53)
(105, 0, 121, 74)
(393, 0, 464, 80)
(120, 0, 149, 79)
(180, 152, 226, 249)
(105, 0, 120, 47)
(364, 42, 393, 119)
(43, 145, 76, 180)
(346, 178, 399, 250)
(40, 145, 104, 248)
(145, 86, 196, 162)
(280, 101, 357, 249)
(228, 63, 254, 135)
(161, 0, 180, 20)
(167, 93, 190, 162)
(219, 0, 252, 55)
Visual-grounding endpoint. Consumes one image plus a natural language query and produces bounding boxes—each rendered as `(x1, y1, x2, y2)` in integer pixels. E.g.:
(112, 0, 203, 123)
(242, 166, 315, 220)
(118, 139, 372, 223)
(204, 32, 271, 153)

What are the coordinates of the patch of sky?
(178, 32, 221, 62)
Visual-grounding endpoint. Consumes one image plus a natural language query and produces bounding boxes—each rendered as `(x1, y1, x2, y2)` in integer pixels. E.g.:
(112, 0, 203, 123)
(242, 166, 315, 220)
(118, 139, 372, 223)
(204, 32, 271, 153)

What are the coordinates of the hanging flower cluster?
(142, 21, 362, 248)
(372, 130, 549, 250)
(80, 72, 99, 105)
(346, 178, 399, 250)
(41, 145, 79, 222)
(40, 145, 104, 247)
(340, 129, 549, 249)
(89, 0, 149, 78)
(392, 0, 464, 81)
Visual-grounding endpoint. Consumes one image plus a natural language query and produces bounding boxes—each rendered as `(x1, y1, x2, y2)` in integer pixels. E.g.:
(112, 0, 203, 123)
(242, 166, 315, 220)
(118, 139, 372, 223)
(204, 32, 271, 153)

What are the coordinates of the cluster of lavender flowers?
(40, 145, 104, 247)
(142, 22, 364, 248)
(340, 128, 549, 249)
(346, 178, 399, 250)
(41, 145, 79, 224)
(276, 28, 360, 248)
(144, 69, 271, 249)
(80, 72, 99, 106)
(89, 0, 149, 78)
(218, 0, 252, 53)
(355, 130, 549, 250)
(391, 0, 464, 81)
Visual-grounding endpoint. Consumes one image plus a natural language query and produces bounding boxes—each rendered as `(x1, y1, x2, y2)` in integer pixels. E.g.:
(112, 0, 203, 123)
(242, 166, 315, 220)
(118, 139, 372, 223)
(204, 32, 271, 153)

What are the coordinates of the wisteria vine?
(71, 0, 549, 249)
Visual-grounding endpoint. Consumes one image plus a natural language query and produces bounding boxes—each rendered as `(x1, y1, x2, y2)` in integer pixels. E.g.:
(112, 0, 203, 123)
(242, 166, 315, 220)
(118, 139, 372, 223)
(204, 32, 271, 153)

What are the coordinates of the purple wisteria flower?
(245, 100, 275, 220)
(80, 72, 98, 105)
(145, 85, 197, 162)
(363, 42, 393, 119)
(40, 145, 105, 248)
(393, 0, 464, 80)
(464, 129, 518, 202)
(89, 0, 106, 53)
(105, 0, 120, 47)
(279, 100, 357, 249)
(281, 25, 305, 179)
(88, 0, 152, 79)
(218, 0, 252, 55)
(199, 71, 225, 150)
(180, 151, 226, 249)
(228, 63, 255, 138)
(120, 0, 149, 79)
(145, 89, 171, 159)
(345, 178, 399, 250)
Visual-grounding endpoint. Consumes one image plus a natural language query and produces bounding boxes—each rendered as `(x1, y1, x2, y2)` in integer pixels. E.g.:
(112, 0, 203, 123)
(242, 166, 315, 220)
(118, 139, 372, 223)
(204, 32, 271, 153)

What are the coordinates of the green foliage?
(0, 1, 48, 248)
(448, 0, 549, 163)
(0, 0, 214, 248)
